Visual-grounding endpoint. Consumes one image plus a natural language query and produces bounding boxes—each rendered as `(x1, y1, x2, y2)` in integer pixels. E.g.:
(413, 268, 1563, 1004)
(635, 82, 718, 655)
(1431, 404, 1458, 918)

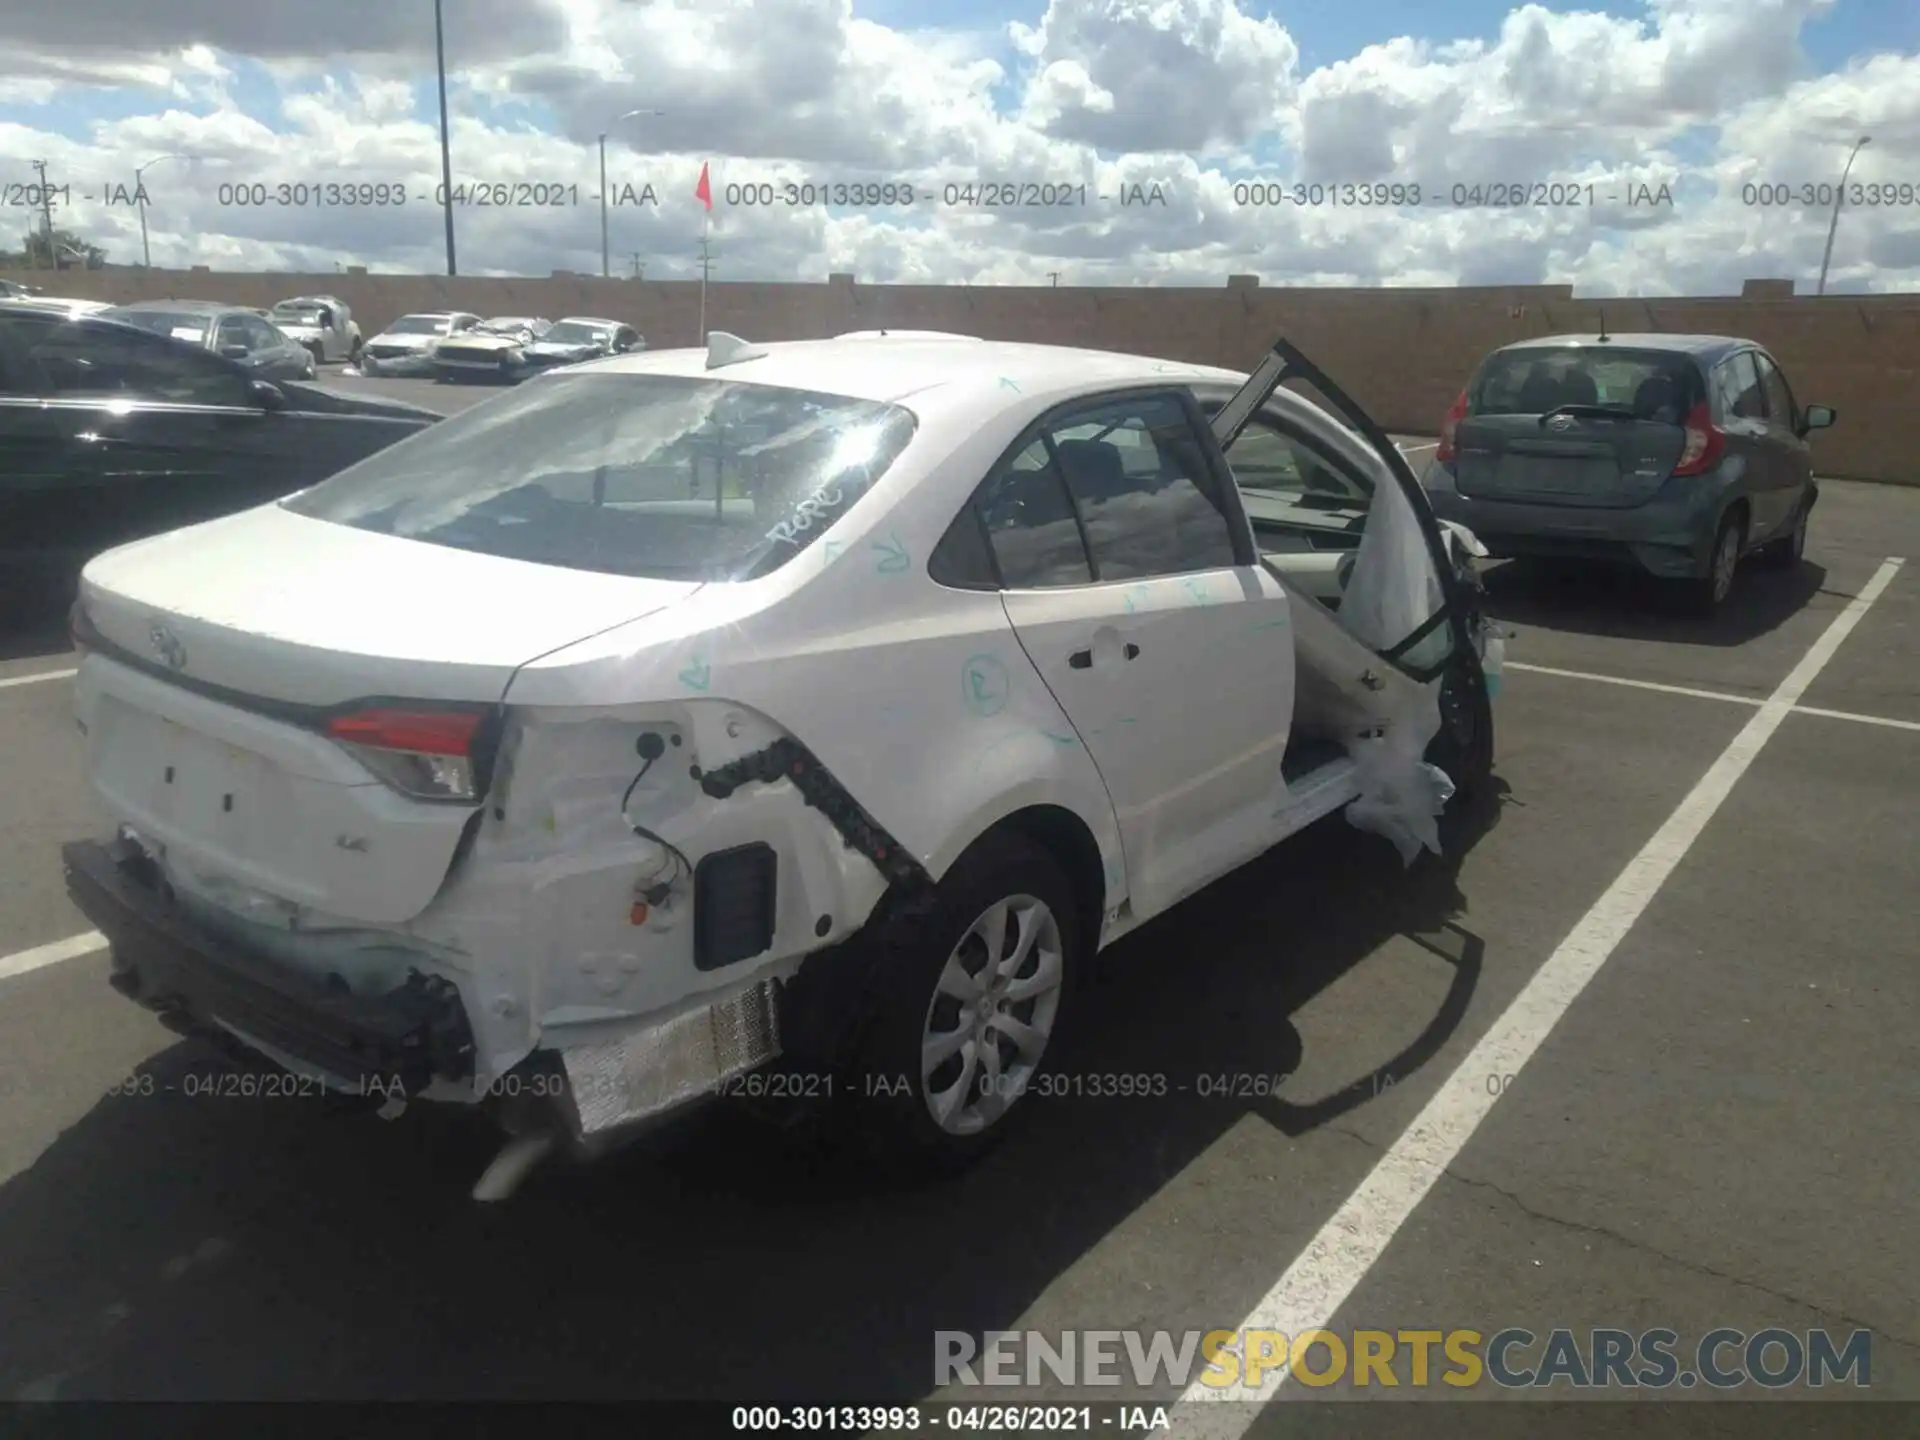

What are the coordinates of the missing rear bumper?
(62, 837, 477, 1095)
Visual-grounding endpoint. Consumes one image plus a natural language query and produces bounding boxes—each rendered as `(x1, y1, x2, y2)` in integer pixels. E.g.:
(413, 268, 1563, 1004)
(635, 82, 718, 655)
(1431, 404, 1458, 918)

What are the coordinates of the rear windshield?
(282, 373, 918, 582)
(107, 309, 210, 341)
(544, 322, 606, 344)
(384, 315, 448, 335)
(1471, 347, 1699, 421)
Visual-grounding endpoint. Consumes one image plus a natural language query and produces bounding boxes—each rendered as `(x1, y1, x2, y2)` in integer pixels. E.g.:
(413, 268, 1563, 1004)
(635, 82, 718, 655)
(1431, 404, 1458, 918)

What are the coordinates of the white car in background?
(358, 310, 482, 376)
(269, 295, 362, 366)
(61, 330, 1499, 1201)
(429, 315, 555, 383)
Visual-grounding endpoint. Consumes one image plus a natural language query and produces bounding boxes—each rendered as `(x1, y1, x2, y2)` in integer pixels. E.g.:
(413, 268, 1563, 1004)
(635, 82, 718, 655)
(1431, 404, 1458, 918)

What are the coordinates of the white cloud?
(0, 0, 1912, 295)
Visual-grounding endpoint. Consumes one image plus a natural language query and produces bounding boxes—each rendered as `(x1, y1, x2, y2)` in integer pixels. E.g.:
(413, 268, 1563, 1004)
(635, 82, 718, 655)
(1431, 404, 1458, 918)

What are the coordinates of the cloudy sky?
(1, 0, 1915, 293)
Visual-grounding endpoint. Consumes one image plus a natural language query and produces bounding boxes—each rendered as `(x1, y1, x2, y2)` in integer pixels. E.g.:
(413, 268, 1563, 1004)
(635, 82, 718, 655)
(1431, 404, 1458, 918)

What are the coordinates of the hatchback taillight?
(1436, 389, 1470, 464)
(1670, 401, 1725, 477)
(325, 708, 484, 802)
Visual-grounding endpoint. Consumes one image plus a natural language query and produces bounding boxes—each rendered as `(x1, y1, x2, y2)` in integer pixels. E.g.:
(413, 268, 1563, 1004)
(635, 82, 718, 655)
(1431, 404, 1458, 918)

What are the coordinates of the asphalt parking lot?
(0, 373, 1913, 1429)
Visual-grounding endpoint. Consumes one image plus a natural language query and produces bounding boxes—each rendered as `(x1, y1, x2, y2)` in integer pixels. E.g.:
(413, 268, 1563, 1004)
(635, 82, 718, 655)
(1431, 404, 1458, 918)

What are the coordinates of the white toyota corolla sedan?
(62, 329, 1501, 1199)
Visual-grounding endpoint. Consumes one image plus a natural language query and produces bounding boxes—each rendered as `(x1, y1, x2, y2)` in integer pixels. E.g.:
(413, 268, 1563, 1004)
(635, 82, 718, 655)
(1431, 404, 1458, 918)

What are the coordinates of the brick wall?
(6, 268, 1914, 482)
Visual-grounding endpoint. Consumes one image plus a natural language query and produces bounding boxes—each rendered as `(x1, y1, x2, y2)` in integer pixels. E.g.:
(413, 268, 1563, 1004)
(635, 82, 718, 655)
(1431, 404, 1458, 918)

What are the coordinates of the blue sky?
(1, 0, 1913, 289)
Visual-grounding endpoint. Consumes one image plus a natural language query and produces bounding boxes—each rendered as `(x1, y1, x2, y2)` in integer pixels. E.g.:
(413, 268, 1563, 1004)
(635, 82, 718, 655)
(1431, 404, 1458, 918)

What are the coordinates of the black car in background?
(103, 299, 317, 382)
(1422, 333, 1834, 611)
(0, 303, 442, 586)
(523, 316, 644, 371)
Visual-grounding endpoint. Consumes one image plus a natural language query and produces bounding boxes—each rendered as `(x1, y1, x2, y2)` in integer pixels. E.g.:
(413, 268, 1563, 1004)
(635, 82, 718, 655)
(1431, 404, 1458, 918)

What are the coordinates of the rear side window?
(1043, 392, 1239, 581)
(1755, 354, 1796, 426)
(1713, 353, 1766, 420)
(1472, 347, 1697, 422)
(282, 373, 917, 582)
(977, 440, 1094, 588)
(10, 317, 252, 405)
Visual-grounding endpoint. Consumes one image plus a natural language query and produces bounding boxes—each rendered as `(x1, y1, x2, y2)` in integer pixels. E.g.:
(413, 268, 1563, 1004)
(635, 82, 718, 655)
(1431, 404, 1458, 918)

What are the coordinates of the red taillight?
(1435, 389, 1469, 464)
(1670, 401, 1724, 477)
(326, 708, 480, 755)
(325, 708, 484, 802)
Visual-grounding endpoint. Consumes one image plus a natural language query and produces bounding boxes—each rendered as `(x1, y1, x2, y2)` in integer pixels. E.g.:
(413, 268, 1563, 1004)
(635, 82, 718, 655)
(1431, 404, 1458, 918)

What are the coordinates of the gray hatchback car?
(1422, 334, 1835, 611)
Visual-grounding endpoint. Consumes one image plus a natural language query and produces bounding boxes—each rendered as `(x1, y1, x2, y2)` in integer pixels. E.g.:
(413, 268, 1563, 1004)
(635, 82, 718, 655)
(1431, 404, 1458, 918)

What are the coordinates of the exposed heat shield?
(558, 980, 781, 1136)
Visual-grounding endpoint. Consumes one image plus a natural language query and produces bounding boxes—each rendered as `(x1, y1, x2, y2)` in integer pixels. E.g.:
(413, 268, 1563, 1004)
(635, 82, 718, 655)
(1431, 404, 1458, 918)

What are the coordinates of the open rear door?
(1210, 336, 1495, 862)
(1210, 336, 1481, 684)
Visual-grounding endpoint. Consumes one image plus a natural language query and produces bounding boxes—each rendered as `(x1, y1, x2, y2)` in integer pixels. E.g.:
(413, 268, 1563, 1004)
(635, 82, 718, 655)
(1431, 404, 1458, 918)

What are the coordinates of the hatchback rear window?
(1471, 347, 1699, 422)
(281, 373, 918, 582)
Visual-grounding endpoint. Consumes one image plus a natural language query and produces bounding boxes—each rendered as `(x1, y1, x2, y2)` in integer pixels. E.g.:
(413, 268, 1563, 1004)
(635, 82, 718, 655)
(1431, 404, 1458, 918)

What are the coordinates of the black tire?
(838, 833, 1081, 1176)
(1688, 509, 1745, 614)
(1426, 632, 1495, 806)
(1756, 500, 1809, 569)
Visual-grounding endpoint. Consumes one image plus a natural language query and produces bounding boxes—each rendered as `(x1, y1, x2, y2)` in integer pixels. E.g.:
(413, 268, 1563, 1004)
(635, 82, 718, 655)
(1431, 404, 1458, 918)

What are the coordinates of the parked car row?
(359, 311, 643, 381)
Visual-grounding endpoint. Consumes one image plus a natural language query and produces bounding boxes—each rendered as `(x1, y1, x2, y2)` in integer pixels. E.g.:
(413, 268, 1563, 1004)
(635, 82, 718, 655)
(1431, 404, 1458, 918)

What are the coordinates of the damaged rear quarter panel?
(496, 380, 1128, 938)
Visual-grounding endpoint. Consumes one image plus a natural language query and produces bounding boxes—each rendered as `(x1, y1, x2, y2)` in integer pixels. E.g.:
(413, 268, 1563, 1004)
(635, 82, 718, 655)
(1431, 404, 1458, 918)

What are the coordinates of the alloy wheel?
(920, 894, 1065, 1136)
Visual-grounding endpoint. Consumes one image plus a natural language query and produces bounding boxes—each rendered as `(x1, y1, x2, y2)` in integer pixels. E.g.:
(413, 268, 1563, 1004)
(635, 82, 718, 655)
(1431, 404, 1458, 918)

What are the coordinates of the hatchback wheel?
(1758, 502, 1809, 569)
(841, 833, 1078, 1173)
(1690, 512, 1744, 613)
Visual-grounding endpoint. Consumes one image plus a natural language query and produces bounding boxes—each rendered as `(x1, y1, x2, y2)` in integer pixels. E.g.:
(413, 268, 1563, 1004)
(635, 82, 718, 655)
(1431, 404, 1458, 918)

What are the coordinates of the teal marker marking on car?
(998, 376, 1021, 392)
(678, 657, 711, 691)
(1040, 730, 1076, 746)
(822, 539, 845, 561)
(961, 654, 1010, 716)
(872, 532, 910, 573)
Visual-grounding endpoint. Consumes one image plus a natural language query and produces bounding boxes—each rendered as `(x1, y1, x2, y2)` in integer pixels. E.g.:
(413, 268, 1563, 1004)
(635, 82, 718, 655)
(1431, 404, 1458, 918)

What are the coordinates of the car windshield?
(106, 309, 211, 342)
(281, 373, 919, 582)
(1472, 346, 1699, 420)
(385, 315, 449, 335)
(544, 322, 606, 344)
(273, 303, 321, 318)
(480, 318, 533, 333)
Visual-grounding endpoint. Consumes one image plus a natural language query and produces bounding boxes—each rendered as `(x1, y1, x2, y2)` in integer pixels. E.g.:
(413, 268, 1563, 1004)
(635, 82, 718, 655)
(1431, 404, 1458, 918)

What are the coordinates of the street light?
(434, 0, 458, 276)
(601, 108, 662, 277)
(1816, 134, 1871, 296)
(134, 154, 186, 268)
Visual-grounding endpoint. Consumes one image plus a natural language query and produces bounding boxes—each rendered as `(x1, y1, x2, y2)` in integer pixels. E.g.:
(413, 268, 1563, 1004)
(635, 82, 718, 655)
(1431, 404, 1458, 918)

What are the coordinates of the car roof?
(555, 316, 621, 327)
(110, 299, 241, 314)
(566, 334, 1245, 405)
(1495, 333, 1757, 363)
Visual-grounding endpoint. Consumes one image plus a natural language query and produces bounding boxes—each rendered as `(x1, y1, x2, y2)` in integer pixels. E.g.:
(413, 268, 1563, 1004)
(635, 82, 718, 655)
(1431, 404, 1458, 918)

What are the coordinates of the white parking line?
(0, 930, 107, 983)
(1504, 661, 1920, 732)
(1504, 661, 1762, 707)
(1177, 556, 1903, 1429)
(0, 667, 78, 690)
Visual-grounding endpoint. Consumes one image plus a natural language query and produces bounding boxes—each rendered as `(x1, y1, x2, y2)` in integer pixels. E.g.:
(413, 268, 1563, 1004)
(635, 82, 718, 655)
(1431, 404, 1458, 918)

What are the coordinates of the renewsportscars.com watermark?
(937, 1327, 1872, 1391)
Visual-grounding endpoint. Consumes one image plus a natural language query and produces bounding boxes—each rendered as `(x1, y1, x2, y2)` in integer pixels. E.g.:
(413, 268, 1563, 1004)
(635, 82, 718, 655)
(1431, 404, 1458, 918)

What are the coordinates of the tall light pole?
(134, 153, 185, 269)
(434, 0, 458, 276)
(1816, 134, 1870, 296)
(600, 108, 661, 277)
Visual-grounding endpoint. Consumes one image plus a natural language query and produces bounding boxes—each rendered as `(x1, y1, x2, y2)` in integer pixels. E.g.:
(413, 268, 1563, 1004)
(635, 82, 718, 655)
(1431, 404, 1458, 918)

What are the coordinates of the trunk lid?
(80, 502, 702, 707)
(1452, 410, 1689, 509)
(1451, 344, 1698, 509)
(75, 505, 702, 924)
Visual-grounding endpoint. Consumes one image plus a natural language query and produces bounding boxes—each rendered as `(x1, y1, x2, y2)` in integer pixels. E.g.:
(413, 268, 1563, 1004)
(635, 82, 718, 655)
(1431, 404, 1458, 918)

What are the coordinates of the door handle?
(1069, 641, 1140, 670)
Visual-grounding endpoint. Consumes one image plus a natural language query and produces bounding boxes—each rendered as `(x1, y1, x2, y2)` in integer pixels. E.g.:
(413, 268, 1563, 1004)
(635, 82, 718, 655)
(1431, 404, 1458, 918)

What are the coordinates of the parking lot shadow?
(0, 573, 78, 664)
(1482, 557, 1829, 647)
(0, 799, 1501, 1404)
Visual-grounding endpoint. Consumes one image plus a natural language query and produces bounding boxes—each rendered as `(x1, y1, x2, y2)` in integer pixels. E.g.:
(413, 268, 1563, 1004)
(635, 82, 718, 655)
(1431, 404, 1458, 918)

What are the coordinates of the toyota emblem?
(149, 623, 187, 671)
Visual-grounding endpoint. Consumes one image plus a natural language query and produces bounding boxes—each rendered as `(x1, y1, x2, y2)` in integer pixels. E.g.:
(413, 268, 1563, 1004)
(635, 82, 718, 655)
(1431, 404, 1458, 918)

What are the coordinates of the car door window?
(1717, 352, 1766, 420)
(975, 439, 1095, 588)
(1755, 355, 1797, 430)
(31, 320, 254, 406)
(214, 316, 251, 355)
(1041, 392, 1238, 581)
(242, 316, 282, 350)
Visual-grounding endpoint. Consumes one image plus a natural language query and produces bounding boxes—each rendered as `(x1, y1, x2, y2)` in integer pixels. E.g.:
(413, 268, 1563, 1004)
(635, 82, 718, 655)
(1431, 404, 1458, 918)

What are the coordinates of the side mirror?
(250, 379, 286, 410)
(1800, 404, 1835, 432)
(220, 343, 250, 360)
